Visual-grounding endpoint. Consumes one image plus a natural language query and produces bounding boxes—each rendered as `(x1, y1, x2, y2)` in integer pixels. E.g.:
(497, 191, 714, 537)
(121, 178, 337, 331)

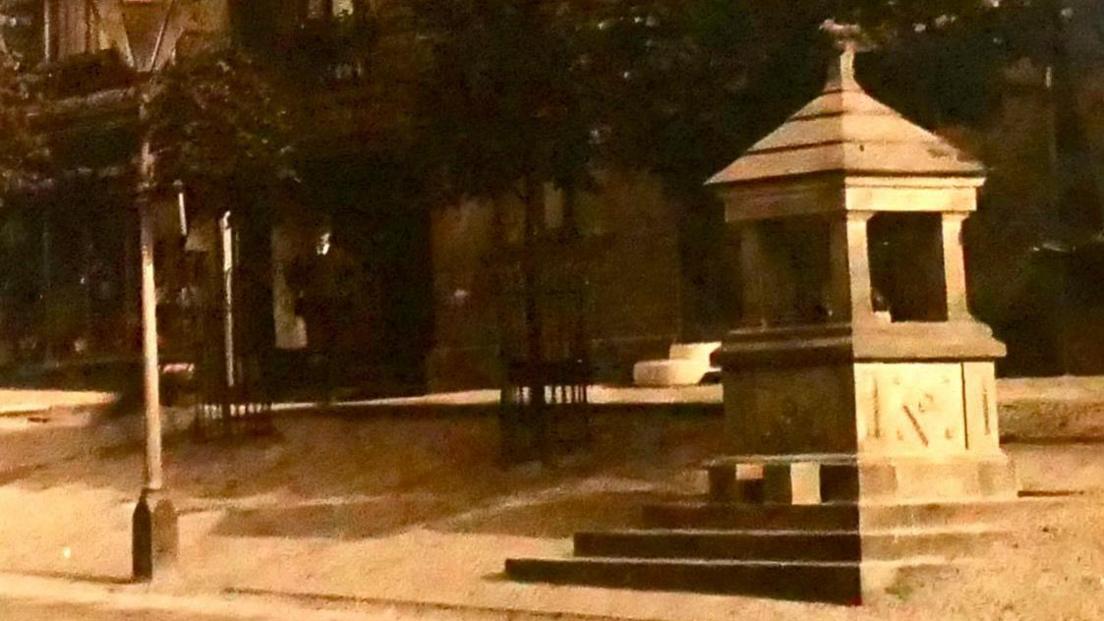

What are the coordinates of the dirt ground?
(0, 385, 1103, 620)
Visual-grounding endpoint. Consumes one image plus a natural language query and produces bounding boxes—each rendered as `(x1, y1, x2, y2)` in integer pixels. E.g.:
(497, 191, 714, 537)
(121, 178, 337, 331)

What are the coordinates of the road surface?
(1, 598, 248, 620)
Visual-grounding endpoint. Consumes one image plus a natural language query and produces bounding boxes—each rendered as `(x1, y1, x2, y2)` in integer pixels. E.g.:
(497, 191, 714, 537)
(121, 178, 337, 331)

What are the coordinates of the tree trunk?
(40, 201, 52, 364)
(1048, 1, 1104, 231)
(521, 175, 549, 462)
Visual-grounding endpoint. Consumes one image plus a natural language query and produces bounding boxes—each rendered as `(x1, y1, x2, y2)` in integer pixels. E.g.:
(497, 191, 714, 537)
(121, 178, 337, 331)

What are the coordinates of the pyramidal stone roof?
(707, 48, 985, 186)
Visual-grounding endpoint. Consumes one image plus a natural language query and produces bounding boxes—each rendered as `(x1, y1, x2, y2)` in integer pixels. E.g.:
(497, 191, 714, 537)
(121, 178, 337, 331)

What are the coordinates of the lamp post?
(132, 113, 178, 582)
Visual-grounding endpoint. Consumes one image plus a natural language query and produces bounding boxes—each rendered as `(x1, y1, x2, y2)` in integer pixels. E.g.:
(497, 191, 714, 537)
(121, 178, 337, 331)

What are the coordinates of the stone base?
(507, 556, 872, 604)
(132, 489, 179, 582)
(505, 452, 1019, 604)
(507, 496, 1012, 604)
(702, 453, 1017, 504)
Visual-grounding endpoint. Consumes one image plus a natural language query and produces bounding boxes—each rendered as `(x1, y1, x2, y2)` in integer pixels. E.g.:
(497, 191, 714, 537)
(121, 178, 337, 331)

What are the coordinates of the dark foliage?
(411, 0, 592, 204)
(144, 47, 298, 202)
(0, 38, 50, 196)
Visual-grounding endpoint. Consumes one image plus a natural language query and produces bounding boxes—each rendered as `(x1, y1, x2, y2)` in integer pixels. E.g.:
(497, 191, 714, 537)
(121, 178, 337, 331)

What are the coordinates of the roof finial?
(820, 19, 869, 92)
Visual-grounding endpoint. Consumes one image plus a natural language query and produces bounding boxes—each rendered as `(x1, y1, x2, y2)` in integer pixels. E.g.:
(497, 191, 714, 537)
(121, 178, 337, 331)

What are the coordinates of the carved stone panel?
(724, 364, 858, 457)
(854, 362, 968, 457)
(962, 361, 1001, 454)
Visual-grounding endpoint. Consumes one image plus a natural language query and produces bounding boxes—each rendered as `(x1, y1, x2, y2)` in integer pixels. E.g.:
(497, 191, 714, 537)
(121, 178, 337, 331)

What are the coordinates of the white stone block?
(633, 359, 712, 387)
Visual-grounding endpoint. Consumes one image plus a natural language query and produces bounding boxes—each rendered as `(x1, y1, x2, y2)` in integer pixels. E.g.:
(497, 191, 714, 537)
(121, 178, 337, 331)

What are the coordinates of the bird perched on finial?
(820, 19, 875, 52)
(819, 20, 874, 92)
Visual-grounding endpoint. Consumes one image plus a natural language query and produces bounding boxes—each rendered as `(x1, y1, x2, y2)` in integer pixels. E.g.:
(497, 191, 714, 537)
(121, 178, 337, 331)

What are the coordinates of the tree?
(568, 0, 1065, 194)
(413, 0, 594, 451)
(144, 46, 298, 210)
(409, 0, 1065, 376)
(408, 0, 1103, 385)
(0, 11, 54, 363)
(0, 30, 49, 197)
(141, 44, 302, 415)
(566, 0, 1098, 352)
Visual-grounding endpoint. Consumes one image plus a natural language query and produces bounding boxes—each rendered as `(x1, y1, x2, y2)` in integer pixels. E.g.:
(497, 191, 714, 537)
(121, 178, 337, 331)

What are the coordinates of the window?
(45, 0, 107, 61)
(543, 183, 565, 232)
(542, 183, 603, 238)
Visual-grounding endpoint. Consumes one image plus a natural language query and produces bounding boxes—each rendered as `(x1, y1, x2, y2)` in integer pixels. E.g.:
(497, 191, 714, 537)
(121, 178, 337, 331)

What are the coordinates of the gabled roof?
(707, 48, 985, 186)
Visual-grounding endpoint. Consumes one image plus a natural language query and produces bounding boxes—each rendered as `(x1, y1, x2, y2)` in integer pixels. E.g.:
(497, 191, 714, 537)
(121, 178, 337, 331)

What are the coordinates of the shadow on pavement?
(209, 488, 671, 540)
(10, 569, 134, 586)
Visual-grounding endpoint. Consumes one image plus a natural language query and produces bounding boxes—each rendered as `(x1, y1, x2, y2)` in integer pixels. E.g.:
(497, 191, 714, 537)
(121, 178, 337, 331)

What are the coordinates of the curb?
(225, 586, 668, 621)
(0, 572, 666, 621)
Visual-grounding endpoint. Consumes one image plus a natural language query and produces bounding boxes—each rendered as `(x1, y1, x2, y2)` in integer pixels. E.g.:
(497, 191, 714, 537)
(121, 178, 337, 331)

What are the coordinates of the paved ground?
(0, 375, 1091, 416)
(1, 379, 1104, 619)
(1, 600, 233, 621)
(0, 389, 118, 417)
(0, 573, 415, 620)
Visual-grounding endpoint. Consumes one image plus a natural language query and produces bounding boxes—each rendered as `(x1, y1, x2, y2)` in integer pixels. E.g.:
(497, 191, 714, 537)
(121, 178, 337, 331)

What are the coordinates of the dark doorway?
(295, 154, 435, 397)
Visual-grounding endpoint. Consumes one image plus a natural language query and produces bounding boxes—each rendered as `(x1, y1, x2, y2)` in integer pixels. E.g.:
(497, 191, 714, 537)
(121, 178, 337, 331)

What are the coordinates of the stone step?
(643, 500, 1016, 531)
(576, 529, 859, 562)
(573, 527, 1002, 562)
(505, 557, 868, 604)
(858, 500, 1019, 530)
(643, 501, 860, 531)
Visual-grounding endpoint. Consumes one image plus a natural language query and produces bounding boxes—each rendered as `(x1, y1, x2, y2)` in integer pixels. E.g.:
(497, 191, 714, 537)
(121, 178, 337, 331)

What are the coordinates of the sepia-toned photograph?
(0, 1, 1102, 619)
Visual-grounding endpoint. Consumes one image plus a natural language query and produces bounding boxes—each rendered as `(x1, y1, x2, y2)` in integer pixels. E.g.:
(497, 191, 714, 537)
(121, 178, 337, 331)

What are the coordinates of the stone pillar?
(845, 212, 875, 324)
(942, 213, 970, 320)
(740, 222, 766, 327)
(826, 216, 852, 322)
